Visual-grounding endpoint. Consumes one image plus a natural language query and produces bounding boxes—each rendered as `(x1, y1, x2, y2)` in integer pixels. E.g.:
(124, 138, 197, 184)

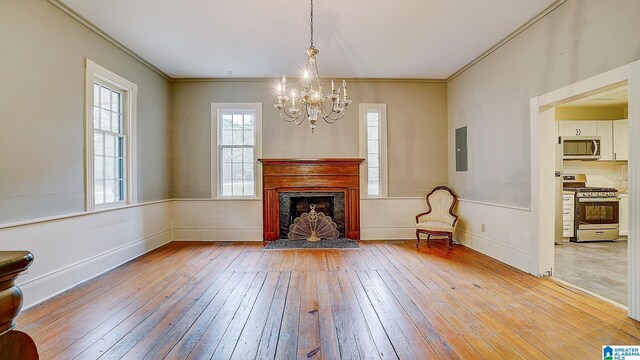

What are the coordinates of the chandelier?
(274, 0, 352, 133)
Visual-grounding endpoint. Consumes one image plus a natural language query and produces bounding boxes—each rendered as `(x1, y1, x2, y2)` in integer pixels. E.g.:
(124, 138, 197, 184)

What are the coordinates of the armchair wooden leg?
(447, 233, 453, 250)
(426, 234, 431, 248)
(416, 230, 420, 248)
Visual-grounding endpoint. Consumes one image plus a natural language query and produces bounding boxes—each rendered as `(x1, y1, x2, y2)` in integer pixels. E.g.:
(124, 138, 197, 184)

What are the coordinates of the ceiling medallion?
(273, 0, 352, 133)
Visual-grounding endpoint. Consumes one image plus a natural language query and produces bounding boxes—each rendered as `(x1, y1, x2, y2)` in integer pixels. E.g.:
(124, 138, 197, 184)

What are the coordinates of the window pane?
(94, 133, 104, 155)
(232, 163, 243, 180)
(118, 180, 125, 201)
(105, 157, 115, 179)
(368, 168, 379, 182)
(111, 91, 120, 112)
(101, 110, 111, 131)
(94, 83, 100, 106)
(117, 158, 125, 179)
(232, 131, 243, 145)
(232, 180, 243, 194)
(112, 113, 120, 133)
(244, 115, 254, 130)
(243, 181, 254, 196)
(243, 148, 253, 163)
(222, 115, 233, 130)
(232, 115, 243, 130)
(367, 112, 379, 126)
(95, 180, 105, 204)
(221, 131, 232, 145)
(100, 87, 111, 109)
(93, 107, 100, 129)
(221, 179, 232, 196)
(367, 126, 379, 140)
(222, 164, 231, 180)
(368, 140, 379, 153)
(232, 148, 242, 162)
(105, 180, 116, 203)
(368, 155, 379, 168)
(94, 157, 104, 180)
(243, 163, 254, 180)
(222, 147, 232, 162)
(244, 131, 255, 145)
(105, 134, 116, 157)
(368, 183, 380, 196)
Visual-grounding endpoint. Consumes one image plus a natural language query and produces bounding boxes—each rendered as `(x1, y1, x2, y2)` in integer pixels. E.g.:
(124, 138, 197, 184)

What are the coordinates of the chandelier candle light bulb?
(273, 0, 352, 132)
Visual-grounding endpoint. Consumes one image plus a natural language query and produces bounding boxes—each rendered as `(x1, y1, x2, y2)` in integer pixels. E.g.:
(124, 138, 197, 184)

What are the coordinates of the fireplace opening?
(279, 192, 345, 239)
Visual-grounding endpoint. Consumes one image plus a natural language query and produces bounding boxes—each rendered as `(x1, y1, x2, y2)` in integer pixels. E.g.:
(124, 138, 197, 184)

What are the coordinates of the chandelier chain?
(310, 0, 314, 48)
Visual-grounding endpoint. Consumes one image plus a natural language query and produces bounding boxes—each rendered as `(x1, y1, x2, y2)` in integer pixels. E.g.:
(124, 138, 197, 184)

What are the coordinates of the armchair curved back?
(425, 186, 457, 225)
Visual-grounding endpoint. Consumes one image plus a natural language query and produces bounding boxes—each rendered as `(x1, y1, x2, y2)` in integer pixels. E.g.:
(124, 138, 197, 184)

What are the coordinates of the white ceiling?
(560, 85, 629, 107)
(60, 0, 556, 79)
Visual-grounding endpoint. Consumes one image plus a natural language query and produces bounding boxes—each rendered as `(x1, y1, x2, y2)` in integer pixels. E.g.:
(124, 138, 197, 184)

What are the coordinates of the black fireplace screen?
(278, 192, 345, 239)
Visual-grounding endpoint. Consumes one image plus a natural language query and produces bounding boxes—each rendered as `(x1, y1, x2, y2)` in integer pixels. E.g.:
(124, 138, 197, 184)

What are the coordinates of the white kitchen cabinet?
(562, 193, 575, 238)
(613, 119, 629, 161)
(596, 121, 613, 161)
(558, 121, 598, 137)
(620, 193, 628, 236)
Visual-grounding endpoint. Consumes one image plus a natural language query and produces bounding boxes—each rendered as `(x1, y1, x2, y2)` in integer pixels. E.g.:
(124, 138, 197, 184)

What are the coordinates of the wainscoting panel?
(454, 199, 533, 273)
(361, 197, 426, 240)
(0, 201, 172, 309)
(171, 199, 263, 241)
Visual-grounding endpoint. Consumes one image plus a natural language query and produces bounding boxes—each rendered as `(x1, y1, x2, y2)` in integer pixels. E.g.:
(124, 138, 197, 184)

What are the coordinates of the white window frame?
(211, 103, 263, 199)
(359, 103, 388, 198)
(84, 58, 137, 211)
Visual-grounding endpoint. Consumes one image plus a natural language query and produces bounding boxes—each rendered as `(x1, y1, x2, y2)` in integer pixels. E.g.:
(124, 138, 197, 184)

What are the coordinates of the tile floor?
(554, 240, 627, 305)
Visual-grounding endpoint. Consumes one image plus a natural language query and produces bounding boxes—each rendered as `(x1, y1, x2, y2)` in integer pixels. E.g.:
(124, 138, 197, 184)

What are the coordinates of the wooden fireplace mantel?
(258, 158, 364, 241)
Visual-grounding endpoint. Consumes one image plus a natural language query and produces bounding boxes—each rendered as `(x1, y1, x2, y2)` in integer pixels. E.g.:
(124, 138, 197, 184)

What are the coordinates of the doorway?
(530, 60, 640, 320)
(553, 85, 629, 306)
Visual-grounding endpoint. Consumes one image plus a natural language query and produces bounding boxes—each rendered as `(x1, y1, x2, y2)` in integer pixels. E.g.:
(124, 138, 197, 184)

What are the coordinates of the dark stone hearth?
(264, 238, 359, 250)
(278, 192, 345, 240)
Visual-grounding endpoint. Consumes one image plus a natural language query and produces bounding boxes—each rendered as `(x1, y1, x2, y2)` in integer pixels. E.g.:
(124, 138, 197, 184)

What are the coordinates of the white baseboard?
(455, 228, 531, 272)
(172, 227, 262, 242)
(19, 229, 172, 309)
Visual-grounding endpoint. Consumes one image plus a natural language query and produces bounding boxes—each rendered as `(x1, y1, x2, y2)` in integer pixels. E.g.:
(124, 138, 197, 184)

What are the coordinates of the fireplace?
(258, 158, 364, 241)
(279, 192, 345, 239)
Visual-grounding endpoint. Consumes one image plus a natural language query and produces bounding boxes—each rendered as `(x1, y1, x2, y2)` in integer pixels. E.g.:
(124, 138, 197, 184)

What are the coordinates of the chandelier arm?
(321, 111, 346, 123)
(278, 107, 304, 124)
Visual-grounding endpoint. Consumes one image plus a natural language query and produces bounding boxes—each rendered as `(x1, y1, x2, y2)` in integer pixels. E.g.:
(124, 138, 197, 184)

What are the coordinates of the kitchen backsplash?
(563, 160, 628, 190)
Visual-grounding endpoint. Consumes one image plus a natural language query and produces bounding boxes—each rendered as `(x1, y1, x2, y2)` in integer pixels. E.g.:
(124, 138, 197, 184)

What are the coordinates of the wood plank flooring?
(17, 241, 640, 359)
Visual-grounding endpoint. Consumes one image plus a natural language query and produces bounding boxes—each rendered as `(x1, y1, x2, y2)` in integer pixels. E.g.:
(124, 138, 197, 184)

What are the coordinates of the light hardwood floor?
(17, 241, 640, 359)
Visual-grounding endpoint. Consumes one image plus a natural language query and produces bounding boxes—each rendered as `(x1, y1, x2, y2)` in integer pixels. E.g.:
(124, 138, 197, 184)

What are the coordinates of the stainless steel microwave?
(560, 136, 601, 160)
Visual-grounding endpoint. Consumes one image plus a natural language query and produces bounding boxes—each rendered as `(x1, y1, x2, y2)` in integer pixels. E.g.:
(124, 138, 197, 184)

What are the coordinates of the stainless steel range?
(563, 174, 620, 242)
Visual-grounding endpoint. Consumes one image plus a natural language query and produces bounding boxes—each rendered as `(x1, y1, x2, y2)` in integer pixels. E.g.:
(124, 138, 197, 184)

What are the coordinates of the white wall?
(1, 201, 172, 309)
(447, 0, 640, 273)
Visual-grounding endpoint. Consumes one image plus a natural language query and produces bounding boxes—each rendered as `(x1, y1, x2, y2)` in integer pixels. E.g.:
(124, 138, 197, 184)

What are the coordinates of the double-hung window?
(85, 59, 137, 210)
(212, 103, 262, 198)
(359, 103, 388, 198)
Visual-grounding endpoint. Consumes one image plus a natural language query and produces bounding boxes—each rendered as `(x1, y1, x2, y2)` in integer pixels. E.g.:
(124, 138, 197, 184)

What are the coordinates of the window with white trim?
(359, 103, 388, 197)
(212, 103, 262, 198)
(85, 59, 137, 210)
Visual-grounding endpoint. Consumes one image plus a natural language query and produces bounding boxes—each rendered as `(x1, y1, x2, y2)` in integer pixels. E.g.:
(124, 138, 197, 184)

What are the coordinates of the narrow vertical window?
(359, 103, 388, 198)
(212, 103, 263, 199)
(85, 59, 137, 210)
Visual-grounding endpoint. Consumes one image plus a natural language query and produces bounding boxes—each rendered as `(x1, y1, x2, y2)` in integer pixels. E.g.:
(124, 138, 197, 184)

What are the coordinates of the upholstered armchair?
(415, 186, 459, 249)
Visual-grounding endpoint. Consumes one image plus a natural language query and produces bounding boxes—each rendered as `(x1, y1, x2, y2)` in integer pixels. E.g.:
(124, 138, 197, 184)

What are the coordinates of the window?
(85, 59, 137, 210)
(359, 103, 388, 197)
(212, 103, 262, 198)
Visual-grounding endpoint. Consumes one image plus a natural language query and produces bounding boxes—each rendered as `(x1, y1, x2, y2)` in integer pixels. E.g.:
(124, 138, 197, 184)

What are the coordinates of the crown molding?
(47, 0, 170, 80)
(447, 0, 567, 82)
(171, 77, 446, 83)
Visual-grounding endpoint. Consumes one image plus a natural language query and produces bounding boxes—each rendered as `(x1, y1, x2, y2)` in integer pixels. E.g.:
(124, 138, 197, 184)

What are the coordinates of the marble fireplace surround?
(258, 158, 364, 241)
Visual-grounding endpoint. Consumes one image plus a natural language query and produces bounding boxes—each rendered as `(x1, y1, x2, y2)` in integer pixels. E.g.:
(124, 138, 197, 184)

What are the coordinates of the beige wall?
(171, 80, 448, 198)
(0, 0, 172, 224)
(448, 0, 640, 207)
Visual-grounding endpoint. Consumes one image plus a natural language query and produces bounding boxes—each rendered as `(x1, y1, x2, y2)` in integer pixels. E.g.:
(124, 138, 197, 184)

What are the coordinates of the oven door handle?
(578, 197, 620, 202)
